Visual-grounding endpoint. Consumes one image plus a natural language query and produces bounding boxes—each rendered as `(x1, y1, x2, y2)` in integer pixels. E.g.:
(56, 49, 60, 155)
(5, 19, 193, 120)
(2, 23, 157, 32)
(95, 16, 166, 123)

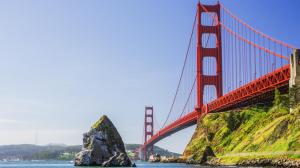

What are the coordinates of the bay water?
(0, 160, 244, 168)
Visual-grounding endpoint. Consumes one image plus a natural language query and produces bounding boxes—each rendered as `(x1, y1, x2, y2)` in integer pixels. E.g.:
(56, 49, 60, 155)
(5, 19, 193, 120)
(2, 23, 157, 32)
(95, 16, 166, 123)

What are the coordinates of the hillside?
(0, 144, 180, 161)
(184, 91, 300, 165)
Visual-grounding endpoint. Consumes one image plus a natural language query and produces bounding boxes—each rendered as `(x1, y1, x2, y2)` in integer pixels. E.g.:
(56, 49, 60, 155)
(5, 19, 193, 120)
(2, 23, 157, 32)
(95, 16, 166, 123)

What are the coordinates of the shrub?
(273, 88, 289, 108)
(207, 132, 215, 142)
(226, 113, 242, 132)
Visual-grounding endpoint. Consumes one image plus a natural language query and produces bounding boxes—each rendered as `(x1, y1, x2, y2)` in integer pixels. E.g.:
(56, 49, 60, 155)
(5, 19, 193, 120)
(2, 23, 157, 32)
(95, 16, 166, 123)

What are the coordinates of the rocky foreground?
(151, 155, 300, 167)
(74, 115, 135, 167)
(236, 158, 300, 167)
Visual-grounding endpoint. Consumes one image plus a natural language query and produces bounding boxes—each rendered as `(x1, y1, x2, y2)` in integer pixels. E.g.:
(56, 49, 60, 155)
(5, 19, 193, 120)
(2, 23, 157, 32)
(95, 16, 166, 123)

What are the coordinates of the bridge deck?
(142, 65, 290, 148)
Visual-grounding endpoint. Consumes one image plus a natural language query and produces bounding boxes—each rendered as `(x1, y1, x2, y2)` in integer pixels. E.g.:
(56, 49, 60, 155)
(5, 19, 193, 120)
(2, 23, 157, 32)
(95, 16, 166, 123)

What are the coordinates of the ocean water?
(0, 160, 240, 168)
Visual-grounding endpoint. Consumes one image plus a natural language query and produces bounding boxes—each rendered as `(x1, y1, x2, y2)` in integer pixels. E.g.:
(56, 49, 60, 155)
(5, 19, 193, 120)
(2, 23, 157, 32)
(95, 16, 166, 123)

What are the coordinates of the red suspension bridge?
(141, 2, 297, 160)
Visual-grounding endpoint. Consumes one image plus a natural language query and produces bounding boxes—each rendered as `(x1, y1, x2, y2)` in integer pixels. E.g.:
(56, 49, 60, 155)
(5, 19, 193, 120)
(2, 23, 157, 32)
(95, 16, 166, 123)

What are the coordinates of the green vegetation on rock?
(184, 90, 300, 164)
(90, 115, 125, 153)
(92, 115, 107, 130)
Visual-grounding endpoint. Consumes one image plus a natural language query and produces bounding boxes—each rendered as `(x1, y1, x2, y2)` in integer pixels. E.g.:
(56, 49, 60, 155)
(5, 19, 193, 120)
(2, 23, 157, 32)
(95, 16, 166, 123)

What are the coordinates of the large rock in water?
(74, 115, 134, 167)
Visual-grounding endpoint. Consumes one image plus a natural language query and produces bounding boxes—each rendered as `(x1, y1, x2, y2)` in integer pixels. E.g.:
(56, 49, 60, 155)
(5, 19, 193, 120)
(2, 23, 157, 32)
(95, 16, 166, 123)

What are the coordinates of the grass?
(183, 92, 300, 164)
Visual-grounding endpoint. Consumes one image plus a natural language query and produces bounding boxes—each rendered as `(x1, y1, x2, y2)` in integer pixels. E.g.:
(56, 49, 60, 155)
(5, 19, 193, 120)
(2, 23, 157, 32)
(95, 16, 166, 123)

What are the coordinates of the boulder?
(74, 115, 134, 167)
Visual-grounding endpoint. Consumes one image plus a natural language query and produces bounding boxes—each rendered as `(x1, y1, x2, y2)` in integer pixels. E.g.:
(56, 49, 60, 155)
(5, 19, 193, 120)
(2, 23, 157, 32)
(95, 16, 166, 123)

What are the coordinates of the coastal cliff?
(183, 91, 300, 166)
(74, 115, 134, 167)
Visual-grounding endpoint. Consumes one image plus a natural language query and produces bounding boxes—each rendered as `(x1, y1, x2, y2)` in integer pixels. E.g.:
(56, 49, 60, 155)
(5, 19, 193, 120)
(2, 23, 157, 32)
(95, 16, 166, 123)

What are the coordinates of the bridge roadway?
(143, 65, 290, 148)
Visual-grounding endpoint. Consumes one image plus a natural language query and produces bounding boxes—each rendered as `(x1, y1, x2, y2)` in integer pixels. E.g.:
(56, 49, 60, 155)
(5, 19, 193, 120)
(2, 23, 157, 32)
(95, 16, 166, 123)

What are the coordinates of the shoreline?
(208, 158, 300, 167)
(158, 156, 300, 167)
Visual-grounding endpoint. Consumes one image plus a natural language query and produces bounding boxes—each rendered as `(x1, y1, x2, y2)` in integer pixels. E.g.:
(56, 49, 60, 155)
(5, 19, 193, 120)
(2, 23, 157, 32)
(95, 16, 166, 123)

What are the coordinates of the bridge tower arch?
(196, 2, 223, 114)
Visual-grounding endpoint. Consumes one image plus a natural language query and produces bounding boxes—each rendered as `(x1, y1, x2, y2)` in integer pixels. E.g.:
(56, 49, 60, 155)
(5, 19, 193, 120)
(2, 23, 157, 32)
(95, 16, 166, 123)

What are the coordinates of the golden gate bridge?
(141, 1, 297, 160)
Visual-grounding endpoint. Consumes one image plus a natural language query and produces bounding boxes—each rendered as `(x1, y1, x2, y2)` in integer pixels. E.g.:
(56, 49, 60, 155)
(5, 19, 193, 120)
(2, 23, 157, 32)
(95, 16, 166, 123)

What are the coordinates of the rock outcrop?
(237, 158, 300, 167)
(199, 146, 215, 163)
(186, 146, 215, 164)
(74, 115, 134, 167)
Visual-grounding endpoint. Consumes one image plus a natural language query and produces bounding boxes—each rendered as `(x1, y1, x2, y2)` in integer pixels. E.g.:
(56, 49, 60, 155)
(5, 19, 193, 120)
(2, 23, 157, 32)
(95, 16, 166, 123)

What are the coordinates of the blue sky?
(0, 0, 299, 153)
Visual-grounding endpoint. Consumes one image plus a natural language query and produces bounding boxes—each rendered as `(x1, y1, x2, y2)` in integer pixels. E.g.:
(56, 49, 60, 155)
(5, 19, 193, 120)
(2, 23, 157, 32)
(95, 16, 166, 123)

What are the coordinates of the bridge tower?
(143, 106, 154, 160)
(196, 2, 223, 114)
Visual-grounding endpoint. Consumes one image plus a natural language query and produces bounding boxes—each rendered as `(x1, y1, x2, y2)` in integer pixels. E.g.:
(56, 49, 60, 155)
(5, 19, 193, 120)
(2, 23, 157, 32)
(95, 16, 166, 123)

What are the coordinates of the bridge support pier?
(289, 49, 300, 111)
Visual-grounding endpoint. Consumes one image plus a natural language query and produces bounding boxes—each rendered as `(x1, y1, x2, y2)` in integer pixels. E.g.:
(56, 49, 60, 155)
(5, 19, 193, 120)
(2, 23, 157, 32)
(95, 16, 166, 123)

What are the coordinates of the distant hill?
(0, 144, 81, 161)
(125, 144, 181, 157)
(0, 144, 180, 161)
